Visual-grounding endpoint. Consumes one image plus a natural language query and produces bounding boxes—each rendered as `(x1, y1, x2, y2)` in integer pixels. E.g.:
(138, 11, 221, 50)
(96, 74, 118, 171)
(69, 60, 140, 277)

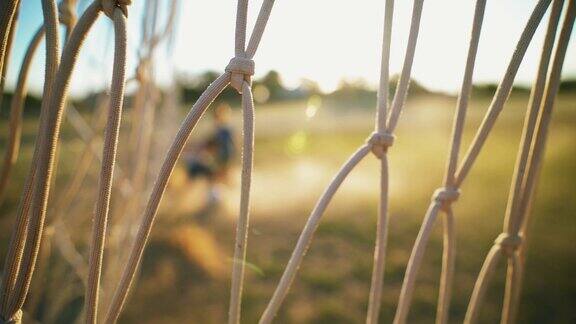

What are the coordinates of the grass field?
(1, 91, 575, 323)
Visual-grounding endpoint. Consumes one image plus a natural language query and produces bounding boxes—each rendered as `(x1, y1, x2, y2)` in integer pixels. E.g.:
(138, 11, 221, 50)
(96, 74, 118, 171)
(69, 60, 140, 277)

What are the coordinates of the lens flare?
(286, 131, 308, 155)
(305, 95, 322, 120)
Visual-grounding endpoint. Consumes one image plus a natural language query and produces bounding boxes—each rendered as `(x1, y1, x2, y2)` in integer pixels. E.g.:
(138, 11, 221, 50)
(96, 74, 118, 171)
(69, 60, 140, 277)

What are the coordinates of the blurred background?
(1, 0, 575, 323)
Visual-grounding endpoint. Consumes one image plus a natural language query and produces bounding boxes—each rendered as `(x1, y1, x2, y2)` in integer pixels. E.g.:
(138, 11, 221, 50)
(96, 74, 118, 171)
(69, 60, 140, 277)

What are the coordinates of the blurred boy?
(185, 104, 235, 206)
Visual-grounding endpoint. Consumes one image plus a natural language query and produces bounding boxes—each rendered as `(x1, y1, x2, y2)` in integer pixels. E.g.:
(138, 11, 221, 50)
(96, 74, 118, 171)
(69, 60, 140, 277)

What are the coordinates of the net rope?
(0, 0, 78, 207)
(103, 1, 276, 323)
(260, 0, 425, 321)
(0, 0, 61, 320)
(394, 0, 559, 323)
(0, 0, 20, 115)
(0, 0, 129, 323)
(0, 0, 574, 323)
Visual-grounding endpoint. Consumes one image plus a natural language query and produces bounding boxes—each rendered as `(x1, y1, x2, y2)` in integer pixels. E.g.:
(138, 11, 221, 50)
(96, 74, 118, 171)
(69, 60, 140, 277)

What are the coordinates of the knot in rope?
(495, 233, 523, 257)
(433, 187, 460, 208)
(58, 0, 77, 28)
(0, 309, 23, 324)
(100, 0, 131, 18)
(367, 131, 395, 158)
(225, 56, 255, 94)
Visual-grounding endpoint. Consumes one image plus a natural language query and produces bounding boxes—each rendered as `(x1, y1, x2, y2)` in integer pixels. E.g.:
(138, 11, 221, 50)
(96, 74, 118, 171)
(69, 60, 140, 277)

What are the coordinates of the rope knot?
(58, 0, 77, 28)
(225, 56, 255, 94)
(101, 0, 131, 18)
(1, 309, 23, 324)
(433, 187, 460, 208)
(367, 132, 395, 159)
(495, 233, 523, 257)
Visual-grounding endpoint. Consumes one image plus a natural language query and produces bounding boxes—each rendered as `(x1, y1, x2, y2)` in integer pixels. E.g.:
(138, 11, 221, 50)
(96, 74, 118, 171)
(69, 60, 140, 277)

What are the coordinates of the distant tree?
(177, 70, 293, 106)
(387, 74, 429, 96)
(0, 92, 43, 117)
(559, 79, 576, 93)
(298, 79, 322, 96)
(472, 83, 531, 97)
(177, 71, 237, 105)
(472, 83, 498, 97)
(255, 70, 285, 100)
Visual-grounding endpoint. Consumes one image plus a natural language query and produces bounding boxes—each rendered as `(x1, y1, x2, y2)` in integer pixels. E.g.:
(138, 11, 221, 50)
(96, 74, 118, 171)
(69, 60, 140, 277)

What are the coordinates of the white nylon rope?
(0, 0, 61, 321)
(0, 6, 77, 261)
(62, 104, 134, 198)
(366, 1, 394, 322)
(259, 1, 425, 323)
(0, 2, 18, 118)
(0, 0, 78, 207)
(453, 0, 553, 187)
(259, 145, 372, 324)
(0, 1, 129, 323)
(0, 27, 44, 206)
(118, 0, 171, 238)
(39, 101, 112, 313)
(508, 0, 575, 313)
(0, 1, 20, 119)
(85, 4, 128, 324)
(145, 0, 177, 52)
(392, 1, 487, 323)
(100, 2, 176, 310)
(229, 80, 255, 324)
(5, 2, 97, 317)
(465, 1, 574, 322)
(127, 0, 160, 158)
(102, 1, 276, 323)
(103, 73, 229, 323)
(500, 0, 565, 322)
(0, 0, 20, 107)
(394, 0, 557, 322)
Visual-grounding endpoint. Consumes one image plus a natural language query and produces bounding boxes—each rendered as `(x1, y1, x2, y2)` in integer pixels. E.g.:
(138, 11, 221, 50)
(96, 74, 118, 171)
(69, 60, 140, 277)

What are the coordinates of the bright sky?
(6, 0, 576, 97)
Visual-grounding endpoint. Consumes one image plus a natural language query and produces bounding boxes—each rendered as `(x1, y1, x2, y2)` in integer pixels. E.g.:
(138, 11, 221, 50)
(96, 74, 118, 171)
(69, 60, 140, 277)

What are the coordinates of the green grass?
(0, 92, 575, 323)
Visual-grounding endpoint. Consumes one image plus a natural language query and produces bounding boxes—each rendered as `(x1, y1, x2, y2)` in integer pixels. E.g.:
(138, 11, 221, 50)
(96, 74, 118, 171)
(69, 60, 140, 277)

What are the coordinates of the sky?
(6, 0, 576, 97)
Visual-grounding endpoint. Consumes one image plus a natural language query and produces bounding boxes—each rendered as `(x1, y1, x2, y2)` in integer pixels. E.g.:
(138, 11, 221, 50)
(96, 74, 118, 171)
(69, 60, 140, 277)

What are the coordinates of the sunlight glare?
(285, 131, 308, 155)
(305, 95, 322, 120)
(253, 84, 270, 103)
